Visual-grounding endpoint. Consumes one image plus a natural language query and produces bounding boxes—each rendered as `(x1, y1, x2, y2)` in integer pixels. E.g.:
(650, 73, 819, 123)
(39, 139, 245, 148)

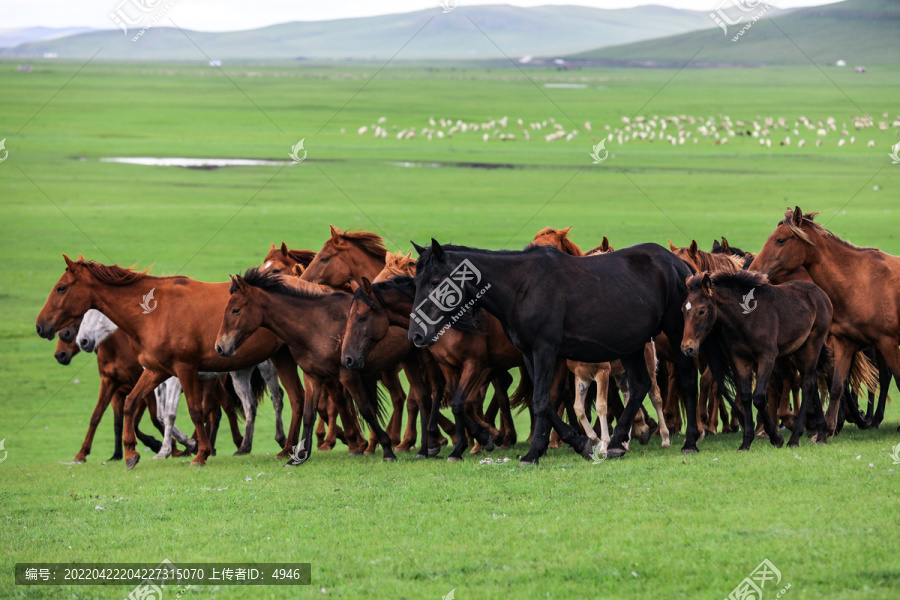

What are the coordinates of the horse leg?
(592, 364, 611, 452)
(284, 377, 323, 466)
(315, 416, 328, 449)
(825, 339, 855, 436)
(789, 344, 825, 447)
(152, 378, 176, 459)
(400, 357, 430, 458)
(872, 347, 893, 428)
(381, 369, 406, 447)
(519, 349, 557, 466)
(228, 368, 257, 455)
(735, 361, 755, 451)
(205, 382, 222, 456)
(606, 350, 652, 459)
(643, 344, 670, 447)
(122, 370, 169, 469)
(340, 373, 396, 462)
(74, 375, 116, 463)
(396, 395, 420, 452)
(272, 347, 306, 458)
(753, 359, 784, 448)
(110, 390, 125, 461)
(133, 399, 162, 454)
(446, 364, 492, 460)
(258, 360, 286, 447)
(220, 383, 243, 450)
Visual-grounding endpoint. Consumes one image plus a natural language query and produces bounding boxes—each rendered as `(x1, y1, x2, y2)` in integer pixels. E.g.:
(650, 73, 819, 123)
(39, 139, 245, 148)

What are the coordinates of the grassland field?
(0, 58, 899, 599)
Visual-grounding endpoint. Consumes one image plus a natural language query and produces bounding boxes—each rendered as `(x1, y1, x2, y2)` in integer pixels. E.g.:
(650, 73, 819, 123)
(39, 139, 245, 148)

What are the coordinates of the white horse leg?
(229, 368, 257, 455)
(573, 371, 600, 447)
(614, 373, 632, 452)
(258, 360, 285, 446)
(595, 364, 612, 454)
(153, 377, 177, 459)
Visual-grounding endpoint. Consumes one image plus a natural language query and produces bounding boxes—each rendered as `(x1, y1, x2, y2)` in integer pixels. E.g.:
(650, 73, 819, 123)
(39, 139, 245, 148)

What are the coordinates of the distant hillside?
(0, 27, 93, 49)
(0, 5, 714, 61)
(571, 0, 900, 66)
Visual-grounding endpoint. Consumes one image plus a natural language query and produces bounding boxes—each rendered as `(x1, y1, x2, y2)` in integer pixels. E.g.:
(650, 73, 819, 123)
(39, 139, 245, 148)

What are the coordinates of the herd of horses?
(34, 206, 900, 468)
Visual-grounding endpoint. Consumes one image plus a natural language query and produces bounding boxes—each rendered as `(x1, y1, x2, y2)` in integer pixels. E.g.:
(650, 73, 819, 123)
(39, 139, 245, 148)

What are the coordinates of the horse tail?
(848, 349, 880, 399)
(251, 367, 266, 405)
(361, 375, 388, 428)
(816, 343, 835, 400)
(701, 334, 737, 409)
(510, 369, 534, 414)
(223, 375, 246, 424)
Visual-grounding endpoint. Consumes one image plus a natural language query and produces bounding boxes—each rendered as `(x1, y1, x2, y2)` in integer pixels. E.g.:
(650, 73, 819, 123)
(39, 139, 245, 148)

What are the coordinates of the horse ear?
(384, 251, 393, 263)
(269, 242, 276, 251)
(292, 264, 305, 277)
(791, 206, 803, 226)
(721, 238, 731, 253)
(348, 278, 360, 293)
(668, 239, 677, 252)
(329, 224, 343, 239)
(701, 273, 713, 297)
(63, 254, 77, 271)
(689, 240, 698, 254)
(361, 276, 373, 296)
(232, 275, 249, 292)
(280, 242, 289, 257)
(711, 239, 721, 252)
(560, 226, 572, 236)
(430, 238, 444, 260)
(601, 236, 610, 252)
(411, 241, 426, 256)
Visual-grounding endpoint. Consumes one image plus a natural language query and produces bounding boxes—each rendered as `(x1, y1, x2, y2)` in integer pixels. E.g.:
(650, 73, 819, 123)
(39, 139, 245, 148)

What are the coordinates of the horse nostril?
(35, 325, 42, 336)
(215, 344, 223, 355)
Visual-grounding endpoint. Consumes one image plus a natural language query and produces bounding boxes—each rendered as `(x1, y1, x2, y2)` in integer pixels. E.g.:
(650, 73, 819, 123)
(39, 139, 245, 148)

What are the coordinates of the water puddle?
(100, 157, 289, 169)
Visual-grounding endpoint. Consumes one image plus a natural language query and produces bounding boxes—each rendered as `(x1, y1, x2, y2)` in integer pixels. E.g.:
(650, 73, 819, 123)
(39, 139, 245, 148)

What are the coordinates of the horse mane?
(672, 246, 743, 273)
(686, 269, 769, 293)
(417, 244, 546, 273)
(337, 230, 388, 261)
(357, 275, 416, 310)
(236, 267, 338, 300)
(382, 251, 417, 278)
(287, 249, 316, 266)
(781, 210, 872, 250)
(78, 260, 149, 286)
(532, 227, 584, 256)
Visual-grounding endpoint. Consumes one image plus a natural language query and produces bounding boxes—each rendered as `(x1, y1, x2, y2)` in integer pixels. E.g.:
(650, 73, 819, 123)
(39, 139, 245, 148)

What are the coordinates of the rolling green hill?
(571, 0, 900, 66)
(0, 5, 717, 61)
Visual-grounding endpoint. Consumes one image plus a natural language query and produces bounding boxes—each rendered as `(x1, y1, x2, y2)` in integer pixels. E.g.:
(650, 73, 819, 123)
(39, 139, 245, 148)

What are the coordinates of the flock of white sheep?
(342, 113, 900, 149)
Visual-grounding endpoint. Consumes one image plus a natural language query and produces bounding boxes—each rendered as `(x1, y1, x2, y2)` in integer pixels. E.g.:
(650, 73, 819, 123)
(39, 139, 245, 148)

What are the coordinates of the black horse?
(409, 239, 700, 464)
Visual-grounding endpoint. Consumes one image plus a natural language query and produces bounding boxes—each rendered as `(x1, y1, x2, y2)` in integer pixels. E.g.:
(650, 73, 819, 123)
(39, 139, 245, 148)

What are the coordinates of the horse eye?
(776, 238, 785, 245)
(232, 307, 241, 315)
(320, 257, 331, 263)
(271, 268, 281, 274)
(699, 309, 706, 315)
(57, 285, 67, 293)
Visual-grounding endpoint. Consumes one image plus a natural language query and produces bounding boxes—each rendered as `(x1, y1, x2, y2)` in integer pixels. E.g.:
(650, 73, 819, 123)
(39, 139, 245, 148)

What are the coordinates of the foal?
(681, 271, 833, 449)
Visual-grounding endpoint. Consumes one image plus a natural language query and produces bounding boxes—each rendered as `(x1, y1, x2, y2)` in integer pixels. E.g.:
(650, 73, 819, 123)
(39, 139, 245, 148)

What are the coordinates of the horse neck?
(347, 249, 386, 281)
(709, 288, 751, 335)
(801, 232, 858, 297)
(84, 277, 155, 343)
(444, 251, 520, 323)
(376, 284, 414, 325)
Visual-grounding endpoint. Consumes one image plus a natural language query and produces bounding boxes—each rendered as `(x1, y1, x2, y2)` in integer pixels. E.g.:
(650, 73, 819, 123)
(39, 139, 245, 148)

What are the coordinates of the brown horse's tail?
(510, 369, 534, 414)
(848, 349, 880, 400)
(816, 344, 835, 400)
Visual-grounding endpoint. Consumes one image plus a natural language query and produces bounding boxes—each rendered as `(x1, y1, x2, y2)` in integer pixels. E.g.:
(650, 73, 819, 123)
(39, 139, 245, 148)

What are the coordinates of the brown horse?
(259, 243, 317, 274)
(750, 207, 899, 433)
(530, 227, 669, 452)
(35, 256, 306, 467)
(301, 227, 428, 451)
(216, 269, 438, 464)
(681, 270, 833, 449)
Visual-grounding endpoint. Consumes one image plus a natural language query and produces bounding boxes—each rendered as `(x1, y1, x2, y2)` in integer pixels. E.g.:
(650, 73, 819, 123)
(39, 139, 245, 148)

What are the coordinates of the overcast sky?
(2, 0, 843, 31)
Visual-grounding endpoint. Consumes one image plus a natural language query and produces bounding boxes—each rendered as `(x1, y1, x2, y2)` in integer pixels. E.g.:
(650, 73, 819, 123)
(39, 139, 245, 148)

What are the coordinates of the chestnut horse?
(530, 227, 669, 453)
(301, 226, 429, 451)
(259, 243, 317, 274)
(751, 207, 899, 433)
(35, 256, 306, 467)
(216, 268, 438, 464)
(681, 270, 833, 449)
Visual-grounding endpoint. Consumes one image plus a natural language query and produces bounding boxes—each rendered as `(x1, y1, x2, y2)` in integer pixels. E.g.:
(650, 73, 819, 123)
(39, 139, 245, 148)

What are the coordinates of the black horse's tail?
(701, 333, 737, 409)
(223, 375, 246, 424)
(360, 375, 388, 428)
(250, 367, 266, 405)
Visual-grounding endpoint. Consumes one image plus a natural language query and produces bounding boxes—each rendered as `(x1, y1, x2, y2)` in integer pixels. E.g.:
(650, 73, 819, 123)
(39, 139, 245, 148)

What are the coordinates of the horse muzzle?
(215, 338, 236, 357)
(681, 342, 699, 357)
(35, 322, 55, 340)
(54, 350, 72, 365)
(341, 354, 365, 370)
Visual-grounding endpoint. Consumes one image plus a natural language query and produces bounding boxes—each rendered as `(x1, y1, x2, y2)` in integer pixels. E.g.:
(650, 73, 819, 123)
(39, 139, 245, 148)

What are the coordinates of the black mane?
(234, 267, 340, 300)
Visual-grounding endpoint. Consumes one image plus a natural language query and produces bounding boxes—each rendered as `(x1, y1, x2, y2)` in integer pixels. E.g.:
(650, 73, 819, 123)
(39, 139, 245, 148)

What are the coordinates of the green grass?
(1, 59, 899, 599)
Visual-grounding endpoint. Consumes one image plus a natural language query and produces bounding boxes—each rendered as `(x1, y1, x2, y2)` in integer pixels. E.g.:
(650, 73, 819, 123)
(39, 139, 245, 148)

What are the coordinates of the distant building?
(835, 59, 846, 67)
(854, 66, 866, 73)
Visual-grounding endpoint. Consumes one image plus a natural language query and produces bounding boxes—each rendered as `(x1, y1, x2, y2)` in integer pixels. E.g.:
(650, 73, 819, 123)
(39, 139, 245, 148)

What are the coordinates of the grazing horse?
(530, 227, 670, 453)
(750, 207, 900, 433)
(681, 270, 833, 449)
(216, 268, 434, 464)
(35, 256, 305, 467)
(410, 240, 700, 464)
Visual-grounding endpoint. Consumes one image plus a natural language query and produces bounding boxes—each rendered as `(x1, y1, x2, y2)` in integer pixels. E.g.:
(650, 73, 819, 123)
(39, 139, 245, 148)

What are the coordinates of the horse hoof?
(483, 439, 495, 453)
(152, 453, 169, 460)
(383, 456, 397, 463)
(189, 460, 205, 467)
(125, 455, 140, 469)
(606, 447, 626, 459)
(447, 456, 462, 463)
(681, 446, 699, 455)
(72, 457, 87, 464)
(415, 453, 427, 460)
(233, 448, 251, 456)
(518, 459, 538, 467)
(107, 455, 122, 462)
(395, 444, 414, 452)
(737, 445, 751, 452)
(580, 441, 596, 461)
(661, 439, 671, 448)
(772, 435, 784, 448)
(275, 434, 287, 447)
(816, 435, 828, 445)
